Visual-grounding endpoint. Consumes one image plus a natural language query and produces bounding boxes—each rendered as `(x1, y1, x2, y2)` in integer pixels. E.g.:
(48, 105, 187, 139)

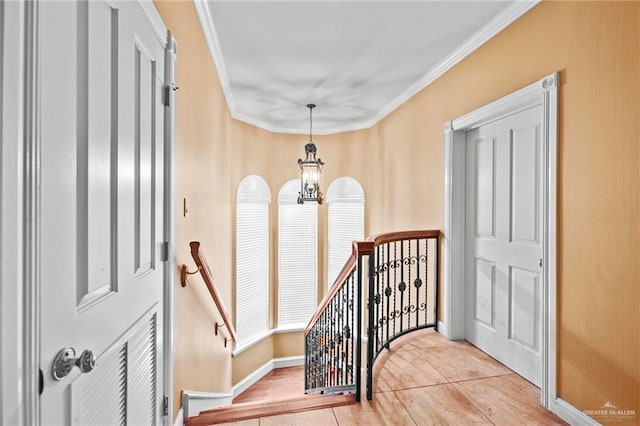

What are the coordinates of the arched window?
(326, 177, 365, 288)
(277, 179, 318, 329)
(236, 175, 271, 347)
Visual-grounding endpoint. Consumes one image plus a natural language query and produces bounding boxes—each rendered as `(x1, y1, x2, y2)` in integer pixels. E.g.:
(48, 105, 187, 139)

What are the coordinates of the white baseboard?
(550, 397, 600, 426)
(173, 407, 184, 426)
(181, 389, 234, 420)
(231, 355, 304, 398)
(179, 356, 304, 420)
(437, 320, 449, 338)
(273, 355, 305, 369)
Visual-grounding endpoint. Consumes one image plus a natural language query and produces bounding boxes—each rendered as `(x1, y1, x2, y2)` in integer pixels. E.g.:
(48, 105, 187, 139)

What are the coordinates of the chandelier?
(297, 104, 324, 205)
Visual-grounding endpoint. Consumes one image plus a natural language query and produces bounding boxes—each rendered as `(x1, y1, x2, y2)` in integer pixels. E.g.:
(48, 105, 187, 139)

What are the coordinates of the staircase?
(305, 230, 440, 400)
(185, 394, 356, 425)
(183, 230, 440, 425)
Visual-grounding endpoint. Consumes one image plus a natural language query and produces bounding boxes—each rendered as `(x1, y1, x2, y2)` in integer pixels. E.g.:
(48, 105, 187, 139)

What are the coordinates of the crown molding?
(193, 0, 236, 113)
(194, 0, 540, 136)
(367, 0, 541, 133)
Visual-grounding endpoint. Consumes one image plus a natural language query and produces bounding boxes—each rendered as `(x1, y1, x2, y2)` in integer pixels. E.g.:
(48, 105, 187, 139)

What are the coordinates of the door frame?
(442, 72, 558, 408)
(0, 1, 176, 423)
(1, 1, 40, 423)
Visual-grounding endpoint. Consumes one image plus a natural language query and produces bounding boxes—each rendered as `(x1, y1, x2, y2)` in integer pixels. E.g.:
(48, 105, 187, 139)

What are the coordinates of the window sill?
(232, 326, 307, 357)
(273, 325, 305, 334)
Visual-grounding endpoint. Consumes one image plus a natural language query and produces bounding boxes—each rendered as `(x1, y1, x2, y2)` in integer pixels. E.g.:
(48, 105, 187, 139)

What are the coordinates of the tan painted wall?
(154, 1, 314, 416)
(156, 0, 639, 421)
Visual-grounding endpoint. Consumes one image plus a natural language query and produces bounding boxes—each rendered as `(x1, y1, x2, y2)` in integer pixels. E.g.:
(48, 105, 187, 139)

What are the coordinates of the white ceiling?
(194, 1, 538, 135)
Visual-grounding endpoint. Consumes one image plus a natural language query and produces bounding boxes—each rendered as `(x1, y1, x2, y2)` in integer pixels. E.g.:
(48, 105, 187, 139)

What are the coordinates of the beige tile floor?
(224, 329, 567, 425)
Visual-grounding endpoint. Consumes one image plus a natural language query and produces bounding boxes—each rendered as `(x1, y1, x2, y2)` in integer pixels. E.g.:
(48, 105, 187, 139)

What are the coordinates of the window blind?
(327, 202, 364, 288)
(236, 176, 271, 347)
(278, 203, 318, 328)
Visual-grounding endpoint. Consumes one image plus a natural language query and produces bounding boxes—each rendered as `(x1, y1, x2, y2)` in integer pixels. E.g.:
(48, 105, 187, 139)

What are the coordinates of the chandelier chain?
(307, 103, 315, 143)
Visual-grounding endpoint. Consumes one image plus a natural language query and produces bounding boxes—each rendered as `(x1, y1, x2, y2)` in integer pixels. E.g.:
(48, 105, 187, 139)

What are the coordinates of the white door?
(39, 1, 169, 423)
(464, 105, 543, 386)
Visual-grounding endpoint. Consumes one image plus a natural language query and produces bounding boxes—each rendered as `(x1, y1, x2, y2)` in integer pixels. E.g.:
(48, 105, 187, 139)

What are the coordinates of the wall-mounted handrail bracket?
(213, 322, 229, 348)
(180, 264, 201, 287)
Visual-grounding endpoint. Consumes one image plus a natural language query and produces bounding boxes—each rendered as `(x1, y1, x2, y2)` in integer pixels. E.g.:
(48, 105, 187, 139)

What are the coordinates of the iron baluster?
(407, 240, 411, 331)
(416, 239, 420, 326)
(389, 241, 398, 340)
(399, 241, 404, 334)
(424, 239, 428, 323)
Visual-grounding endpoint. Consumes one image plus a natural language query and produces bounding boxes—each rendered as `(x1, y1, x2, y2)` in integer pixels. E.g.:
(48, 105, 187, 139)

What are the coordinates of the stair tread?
(185, 393, 356, 426)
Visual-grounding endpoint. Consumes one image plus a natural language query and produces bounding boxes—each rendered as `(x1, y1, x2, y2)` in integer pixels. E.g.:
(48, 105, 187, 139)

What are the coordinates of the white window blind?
(326, 177, 365, 288)
(327, 203, 364, 287)
(236, 176, 270, 347)
(278, 180, 317, 328)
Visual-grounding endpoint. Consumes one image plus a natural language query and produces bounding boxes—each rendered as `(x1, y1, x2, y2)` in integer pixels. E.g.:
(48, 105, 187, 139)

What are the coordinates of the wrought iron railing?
(365, 230, 439, 399)
(304, 241, 373, 402)
(304, 230, 439, 402)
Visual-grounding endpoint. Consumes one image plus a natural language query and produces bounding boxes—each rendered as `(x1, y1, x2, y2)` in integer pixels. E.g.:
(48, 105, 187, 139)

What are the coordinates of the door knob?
(539, 258, 543, 267)
(52, 347, 96, 380)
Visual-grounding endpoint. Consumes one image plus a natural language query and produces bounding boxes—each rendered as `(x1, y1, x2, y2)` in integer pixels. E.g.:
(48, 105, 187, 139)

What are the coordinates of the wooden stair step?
(185, 393, 356, 426)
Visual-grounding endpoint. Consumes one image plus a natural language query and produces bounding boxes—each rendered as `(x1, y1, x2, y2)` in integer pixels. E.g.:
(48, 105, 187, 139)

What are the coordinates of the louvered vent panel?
(127, 312, 158, 425)
(70, 344, 127, 426)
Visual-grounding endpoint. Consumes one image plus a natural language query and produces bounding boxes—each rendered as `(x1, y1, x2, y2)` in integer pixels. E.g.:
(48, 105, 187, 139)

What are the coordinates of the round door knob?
(77, 349, 96, 373)
(52, 347, 97, 380)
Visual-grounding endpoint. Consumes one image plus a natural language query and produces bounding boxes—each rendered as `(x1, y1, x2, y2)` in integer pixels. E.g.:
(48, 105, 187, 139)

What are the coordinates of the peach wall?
(307, 2, 640, 417)
(156, 0, 639, 422)
(154, 1, 308, 416)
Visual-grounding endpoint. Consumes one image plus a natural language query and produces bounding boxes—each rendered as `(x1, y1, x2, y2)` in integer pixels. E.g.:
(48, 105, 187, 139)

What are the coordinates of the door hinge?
(39, 368, 44, 396)
(163, 86, 171, 107)
(164, 84, 178, 107)
(162, 395, 169, 416)
(161, 241, 169, 262)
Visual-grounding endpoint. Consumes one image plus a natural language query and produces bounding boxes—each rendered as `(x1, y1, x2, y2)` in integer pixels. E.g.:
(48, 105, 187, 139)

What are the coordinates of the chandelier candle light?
(297, 104, 324, 205)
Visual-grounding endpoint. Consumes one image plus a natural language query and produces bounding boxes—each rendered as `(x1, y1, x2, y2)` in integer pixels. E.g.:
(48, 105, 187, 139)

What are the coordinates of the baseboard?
(179, 356, 305, 419)
(232, 355, 304, 398)
(181, 389, 234, 420)
(173, 407, 184, 426)
(437, 320, 448, 338)
(273, 355, 305, 369)
(550, 397, 600, 426)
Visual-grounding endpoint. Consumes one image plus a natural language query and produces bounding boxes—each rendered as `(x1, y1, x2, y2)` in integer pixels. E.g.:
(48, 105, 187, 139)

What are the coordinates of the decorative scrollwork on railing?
(365, 231, 440, 400)
(372, 254, 428, 276)
(304, 241, 373, 402)
(305, 230, 439, 404)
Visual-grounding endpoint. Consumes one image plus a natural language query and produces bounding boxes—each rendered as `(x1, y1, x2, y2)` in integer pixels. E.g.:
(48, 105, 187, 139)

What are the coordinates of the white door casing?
(1, 1, 36, 424)
(464, 106, 544, 386)
(37, 1, 173, 424)
(443, 72, 558, 408)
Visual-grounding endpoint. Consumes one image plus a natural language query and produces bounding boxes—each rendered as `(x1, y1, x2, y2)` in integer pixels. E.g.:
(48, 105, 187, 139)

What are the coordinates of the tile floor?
(226, 329, 567, 425)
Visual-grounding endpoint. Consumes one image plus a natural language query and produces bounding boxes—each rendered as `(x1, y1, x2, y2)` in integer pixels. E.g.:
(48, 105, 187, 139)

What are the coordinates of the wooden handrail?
(304, 240, 373, 334)
(369, 229, 441, 246)
(187, 241, 237, 343)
